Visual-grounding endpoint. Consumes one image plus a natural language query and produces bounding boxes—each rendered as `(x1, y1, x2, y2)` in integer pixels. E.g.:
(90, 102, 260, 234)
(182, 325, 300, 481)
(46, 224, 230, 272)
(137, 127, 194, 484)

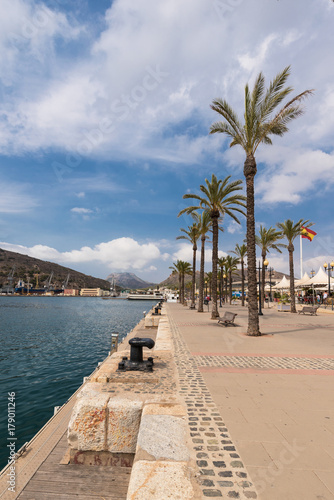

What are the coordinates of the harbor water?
(0, 296, 156, 470)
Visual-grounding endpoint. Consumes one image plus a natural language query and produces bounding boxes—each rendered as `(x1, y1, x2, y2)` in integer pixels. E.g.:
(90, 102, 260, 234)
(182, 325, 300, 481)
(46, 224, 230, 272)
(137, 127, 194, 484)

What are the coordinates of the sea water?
(0, 296, 156, 470)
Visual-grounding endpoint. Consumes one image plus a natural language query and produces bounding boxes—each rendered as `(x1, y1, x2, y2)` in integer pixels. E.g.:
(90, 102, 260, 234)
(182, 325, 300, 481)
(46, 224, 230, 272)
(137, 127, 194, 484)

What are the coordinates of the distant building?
(80, 288, 103, 297)
(64, 289, 79, 296)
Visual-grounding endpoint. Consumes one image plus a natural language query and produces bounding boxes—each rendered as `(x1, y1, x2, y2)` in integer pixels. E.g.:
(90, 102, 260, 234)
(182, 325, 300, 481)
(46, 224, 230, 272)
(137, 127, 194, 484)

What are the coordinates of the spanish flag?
(301, 226, 317, 241)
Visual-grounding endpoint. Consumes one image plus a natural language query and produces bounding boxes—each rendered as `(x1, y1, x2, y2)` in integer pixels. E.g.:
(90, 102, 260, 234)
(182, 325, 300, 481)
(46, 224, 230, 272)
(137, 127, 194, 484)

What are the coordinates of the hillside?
(106, 272, 156, 290)
(0, 248, 111, 290)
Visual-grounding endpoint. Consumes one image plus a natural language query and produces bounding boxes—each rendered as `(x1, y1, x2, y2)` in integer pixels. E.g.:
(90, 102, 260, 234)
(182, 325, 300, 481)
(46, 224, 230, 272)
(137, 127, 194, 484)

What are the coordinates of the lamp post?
(310, 268, 315, 305)
(223, 273, 227, 305)
(219, 270, 222, 307)
(268, 266, 274, 303)
(258, 260, 263, 316)
(324, 261, 334, 310)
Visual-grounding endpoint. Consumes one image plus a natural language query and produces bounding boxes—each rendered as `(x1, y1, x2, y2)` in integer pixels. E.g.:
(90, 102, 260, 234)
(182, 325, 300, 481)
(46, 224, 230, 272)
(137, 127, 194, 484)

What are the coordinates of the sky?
(1, 0, 334, 283)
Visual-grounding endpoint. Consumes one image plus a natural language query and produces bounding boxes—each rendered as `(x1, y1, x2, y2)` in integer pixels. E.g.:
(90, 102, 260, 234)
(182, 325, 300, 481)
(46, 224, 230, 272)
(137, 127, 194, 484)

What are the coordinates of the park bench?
(298, 305, 319, 316)
(218, 311, 238, 326)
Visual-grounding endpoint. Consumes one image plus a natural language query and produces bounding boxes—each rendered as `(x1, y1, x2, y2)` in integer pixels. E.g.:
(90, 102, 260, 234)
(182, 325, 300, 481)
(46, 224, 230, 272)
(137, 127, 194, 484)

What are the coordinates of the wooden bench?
(298, 306, 319, 316)
(218, 311, 237, 326)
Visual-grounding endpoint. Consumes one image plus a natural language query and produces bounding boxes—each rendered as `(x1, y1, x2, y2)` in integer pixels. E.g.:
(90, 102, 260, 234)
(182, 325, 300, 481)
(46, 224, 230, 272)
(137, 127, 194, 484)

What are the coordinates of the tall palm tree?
(276, 219, 312, 313)
(255, 226, 285, 308)
(169, 260, 192, 305)
(177, 223, 200, 309)
(192, 211, 212, 312)
(181, 260, 192, 305)
(210, 67, 313, 335)
(231, 243, 247, 306)
(178, 174, 246, 319)
(226, 255, 240, 304)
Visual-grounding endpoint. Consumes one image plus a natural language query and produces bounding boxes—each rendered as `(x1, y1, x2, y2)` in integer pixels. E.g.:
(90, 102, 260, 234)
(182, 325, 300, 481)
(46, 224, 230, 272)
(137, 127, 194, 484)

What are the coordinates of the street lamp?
(258, 260, 263, 315)
(263, 259, 272, 307)
(263, 259, 273, 306)
(223, 273, 227, 305)
(324, 261, 334, 309)
(310, 269, 315, 305)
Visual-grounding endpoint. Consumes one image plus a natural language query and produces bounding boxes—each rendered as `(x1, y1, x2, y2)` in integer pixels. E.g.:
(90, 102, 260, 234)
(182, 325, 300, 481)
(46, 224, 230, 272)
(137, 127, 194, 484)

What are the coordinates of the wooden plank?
(38, 464, 131, 476)
(18, 491, 121, 500)
(30, 468, 131, 482)
(23, 478, 128, 497)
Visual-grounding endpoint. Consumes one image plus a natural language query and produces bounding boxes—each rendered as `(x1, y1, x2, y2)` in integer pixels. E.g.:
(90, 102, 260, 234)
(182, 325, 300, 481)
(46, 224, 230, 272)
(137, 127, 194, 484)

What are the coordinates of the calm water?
(0, 296, 156, 470)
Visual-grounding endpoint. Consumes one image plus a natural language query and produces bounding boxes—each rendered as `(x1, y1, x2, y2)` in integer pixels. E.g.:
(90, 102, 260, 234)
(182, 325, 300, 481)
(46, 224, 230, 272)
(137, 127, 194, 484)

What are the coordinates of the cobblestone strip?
(168, 314, 258, 499)
(194, 355, 334, 371)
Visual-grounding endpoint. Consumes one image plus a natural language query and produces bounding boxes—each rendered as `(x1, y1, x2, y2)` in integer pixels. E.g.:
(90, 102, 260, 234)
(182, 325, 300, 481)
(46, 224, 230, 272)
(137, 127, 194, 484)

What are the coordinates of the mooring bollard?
(118, 337, 155, 372)
(110, 332, 119, 354)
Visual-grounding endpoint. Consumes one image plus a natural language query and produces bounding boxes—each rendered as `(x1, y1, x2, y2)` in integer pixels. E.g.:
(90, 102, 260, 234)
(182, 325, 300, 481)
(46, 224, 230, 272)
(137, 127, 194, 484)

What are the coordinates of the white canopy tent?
(301, 267, 334, 288)
(295, 272, 310, 288)
(272, 276, 290, 290)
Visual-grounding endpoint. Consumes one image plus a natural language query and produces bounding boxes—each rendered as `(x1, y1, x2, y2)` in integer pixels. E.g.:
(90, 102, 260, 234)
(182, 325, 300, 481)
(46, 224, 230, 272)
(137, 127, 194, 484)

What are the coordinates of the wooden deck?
(0, 362, 132, 500)
(17, 434, 131, 500)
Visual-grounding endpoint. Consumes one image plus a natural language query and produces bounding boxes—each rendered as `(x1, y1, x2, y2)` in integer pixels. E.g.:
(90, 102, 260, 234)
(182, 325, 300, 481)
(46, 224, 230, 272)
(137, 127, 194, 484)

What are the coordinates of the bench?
(218, 311, 237, 326)
(298, 306, 319, 316)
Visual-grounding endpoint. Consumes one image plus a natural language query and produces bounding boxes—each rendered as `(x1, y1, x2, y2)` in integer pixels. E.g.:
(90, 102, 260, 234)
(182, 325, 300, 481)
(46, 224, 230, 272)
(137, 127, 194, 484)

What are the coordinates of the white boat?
(127, 290, 163, 300)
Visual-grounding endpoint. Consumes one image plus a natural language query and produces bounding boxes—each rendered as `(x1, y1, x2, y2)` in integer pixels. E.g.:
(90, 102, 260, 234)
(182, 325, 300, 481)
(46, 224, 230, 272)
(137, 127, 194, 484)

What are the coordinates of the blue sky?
(1, 0, 334, 282)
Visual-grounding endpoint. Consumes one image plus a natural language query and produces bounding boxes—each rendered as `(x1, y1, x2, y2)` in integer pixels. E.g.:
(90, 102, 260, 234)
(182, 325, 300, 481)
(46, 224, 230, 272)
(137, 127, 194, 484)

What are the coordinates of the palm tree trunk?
(241, 260, 245, 306)
(181, 273, 184, 304)
(225, 273, 228, 303)
(244, 154, 261, 335)
(191, 245, 197, 309)
(178, 274, 181, 303)
(211, 214, 219, 319)
(261, 251, 266, 309)
(198, 236, 205, 312)
(289, 244, 296, 313)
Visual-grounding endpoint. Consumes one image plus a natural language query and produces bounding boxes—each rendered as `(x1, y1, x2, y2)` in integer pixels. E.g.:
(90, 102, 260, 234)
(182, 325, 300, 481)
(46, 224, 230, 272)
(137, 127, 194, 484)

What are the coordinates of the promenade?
(166, 302, 334, 500)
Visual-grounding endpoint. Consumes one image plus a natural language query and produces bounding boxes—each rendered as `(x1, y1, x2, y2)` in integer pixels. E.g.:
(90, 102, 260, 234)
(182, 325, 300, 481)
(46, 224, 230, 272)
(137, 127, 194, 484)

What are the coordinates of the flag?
(301, 226, 317, 241)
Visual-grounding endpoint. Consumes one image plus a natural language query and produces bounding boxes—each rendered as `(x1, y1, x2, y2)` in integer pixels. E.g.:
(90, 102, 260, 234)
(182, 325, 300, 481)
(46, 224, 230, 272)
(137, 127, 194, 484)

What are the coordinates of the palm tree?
(231, 243, 247, 306)
(180, 260, 192, 305)
(206, 271, 213, 299)
(177, 223, 200, 309)
(210, 67, 313, 335)
(226, 255, 240, 304)
(255, 226, 285, 308)
(169, 260, 192, 304)
(178, 174, 246, 319)
(169, 260, 182, 303)
(276, 219, 312, 313)
(191, 211, 212, 312)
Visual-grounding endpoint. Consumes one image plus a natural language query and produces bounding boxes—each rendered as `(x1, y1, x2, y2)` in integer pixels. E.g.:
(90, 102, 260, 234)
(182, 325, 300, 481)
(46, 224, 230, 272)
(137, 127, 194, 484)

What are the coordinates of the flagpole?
(300, 234, 303, 278)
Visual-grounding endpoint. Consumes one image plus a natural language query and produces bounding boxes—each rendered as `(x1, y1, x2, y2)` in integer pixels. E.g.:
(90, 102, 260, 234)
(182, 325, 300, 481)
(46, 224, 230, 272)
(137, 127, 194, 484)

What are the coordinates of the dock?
(1, 302, 333, 499)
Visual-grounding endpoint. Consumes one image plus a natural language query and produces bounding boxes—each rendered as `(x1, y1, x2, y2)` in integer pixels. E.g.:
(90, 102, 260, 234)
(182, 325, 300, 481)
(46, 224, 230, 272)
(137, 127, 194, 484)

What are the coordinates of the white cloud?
(172, 242, 226, 265)
(71, 207, 93, 214)
(0, 181, 38, 213)
(256, 147, 334, 204)
(0, 237, 163, 271)
(0, 0, 333, 202)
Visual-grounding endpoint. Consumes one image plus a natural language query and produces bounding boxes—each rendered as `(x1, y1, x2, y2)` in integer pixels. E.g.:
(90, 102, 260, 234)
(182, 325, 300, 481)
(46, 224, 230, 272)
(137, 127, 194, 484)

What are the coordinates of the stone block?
(126, 461, 194, 500)
(107, 398, 143, 453)
(68, 394, 109, 451)
(136, 414, 190, 462)
(142, 402, 186, 417)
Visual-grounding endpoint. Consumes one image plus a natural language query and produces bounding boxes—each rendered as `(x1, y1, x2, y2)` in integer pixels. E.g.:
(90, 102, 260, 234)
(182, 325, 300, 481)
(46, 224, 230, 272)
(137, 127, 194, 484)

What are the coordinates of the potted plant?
(277, 293, 291, 312)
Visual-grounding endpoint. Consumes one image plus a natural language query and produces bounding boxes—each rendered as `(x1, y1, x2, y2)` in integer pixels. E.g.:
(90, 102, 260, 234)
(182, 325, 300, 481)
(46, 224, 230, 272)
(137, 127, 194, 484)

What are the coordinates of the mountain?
(0, 248, 111, 290)
(106, 272, 156, 290)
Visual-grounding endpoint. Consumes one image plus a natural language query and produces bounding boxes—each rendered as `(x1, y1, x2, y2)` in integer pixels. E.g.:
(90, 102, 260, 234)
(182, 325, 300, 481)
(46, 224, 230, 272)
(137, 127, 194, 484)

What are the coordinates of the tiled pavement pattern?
(169, 315, 258, 499)
(194, 354, 334, 371)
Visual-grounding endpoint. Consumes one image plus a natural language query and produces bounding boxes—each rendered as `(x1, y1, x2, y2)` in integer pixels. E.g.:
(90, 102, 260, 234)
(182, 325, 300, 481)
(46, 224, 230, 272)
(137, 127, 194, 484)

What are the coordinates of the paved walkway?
(166, 302, 334, 500)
